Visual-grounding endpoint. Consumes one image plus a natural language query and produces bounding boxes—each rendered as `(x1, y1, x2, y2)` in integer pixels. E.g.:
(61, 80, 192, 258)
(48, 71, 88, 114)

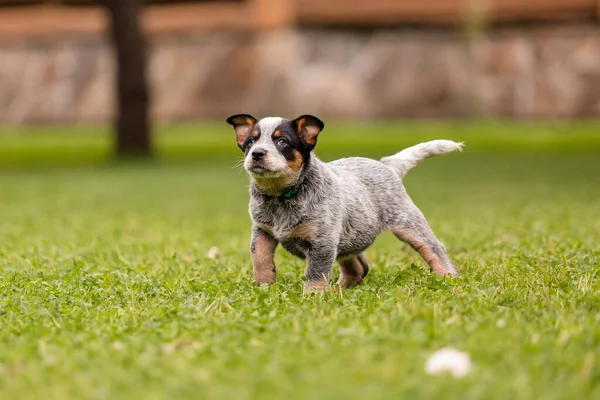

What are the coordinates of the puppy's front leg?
(304, 243, 336, 293)
(250, 226, 278, 285)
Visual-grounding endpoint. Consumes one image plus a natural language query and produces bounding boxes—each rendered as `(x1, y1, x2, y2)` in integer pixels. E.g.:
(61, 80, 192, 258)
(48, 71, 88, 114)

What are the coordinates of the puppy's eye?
(277, 138, 288, 147)
(247, 138, 255, 146)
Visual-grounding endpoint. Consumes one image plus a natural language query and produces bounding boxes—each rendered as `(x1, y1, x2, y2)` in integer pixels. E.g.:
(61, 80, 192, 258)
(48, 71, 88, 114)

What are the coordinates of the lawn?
(0, 121, 599, 400)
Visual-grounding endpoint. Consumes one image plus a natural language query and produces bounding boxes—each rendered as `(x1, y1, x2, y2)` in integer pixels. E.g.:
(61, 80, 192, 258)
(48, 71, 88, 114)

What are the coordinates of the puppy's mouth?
(250, 165, 268, 174)
(247, 163, 282, 178)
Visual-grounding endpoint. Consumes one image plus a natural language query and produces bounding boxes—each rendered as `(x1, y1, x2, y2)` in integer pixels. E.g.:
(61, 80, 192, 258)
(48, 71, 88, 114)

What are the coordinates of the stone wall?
(1, 24, 600, 123)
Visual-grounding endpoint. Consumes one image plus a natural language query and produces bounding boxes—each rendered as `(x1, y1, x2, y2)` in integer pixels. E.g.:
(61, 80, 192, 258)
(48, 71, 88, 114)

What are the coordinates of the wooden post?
(250, 0, 296, 30)
(100, 0, 152, 158)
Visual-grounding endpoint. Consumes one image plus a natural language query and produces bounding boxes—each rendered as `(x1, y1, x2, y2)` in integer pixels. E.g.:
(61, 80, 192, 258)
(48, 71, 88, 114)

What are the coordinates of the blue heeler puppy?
(226, 114, 463, 293)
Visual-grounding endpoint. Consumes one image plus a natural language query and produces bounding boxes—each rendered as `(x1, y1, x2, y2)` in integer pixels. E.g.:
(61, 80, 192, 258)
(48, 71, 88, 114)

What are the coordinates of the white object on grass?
(424, 348, 472, 378)
(207, 246, 219, 259)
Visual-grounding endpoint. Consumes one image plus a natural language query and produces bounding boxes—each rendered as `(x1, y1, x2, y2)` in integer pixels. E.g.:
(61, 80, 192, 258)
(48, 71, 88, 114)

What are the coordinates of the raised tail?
(380, 140, 464, 178)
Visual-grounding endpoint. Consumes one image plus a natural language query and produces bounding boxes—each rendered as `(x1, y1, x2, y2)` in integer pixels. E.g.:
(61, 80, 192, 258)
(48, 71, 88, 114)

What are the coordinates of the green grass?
(2, 120, 600, 167)
(0, 122, 599, 399)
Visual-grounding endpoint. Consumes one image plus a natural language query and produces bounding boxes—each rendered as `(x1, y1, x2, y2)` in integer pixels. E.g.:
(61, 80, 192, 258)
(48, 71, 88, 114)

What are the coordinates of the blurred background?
(0, 1, 598, 178)
(0, 0, 599, 161)
(1, 0, 600, 128)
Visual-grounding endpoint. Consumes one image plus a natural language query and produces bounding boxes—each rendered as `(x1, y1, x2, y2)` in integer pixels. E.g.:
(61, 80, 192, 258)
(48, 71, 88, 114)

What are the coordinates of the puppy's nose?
(252, 149, 266, 161)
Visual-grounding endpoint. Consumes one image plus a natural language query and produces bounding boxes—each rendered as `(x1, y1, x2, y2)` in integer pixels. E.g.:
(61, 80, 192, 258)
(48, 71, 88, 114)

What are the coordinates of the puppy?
(226, 114, 463, 292)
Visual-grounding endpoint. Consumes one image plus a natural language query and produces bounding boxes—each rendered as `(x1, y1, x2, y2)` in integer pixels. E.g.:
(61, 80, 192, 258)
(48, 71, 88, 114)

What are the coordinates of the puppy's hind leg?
(391, 206, 457, 277)
(357, 253, 370, 278)
(337, 253, 370, 288)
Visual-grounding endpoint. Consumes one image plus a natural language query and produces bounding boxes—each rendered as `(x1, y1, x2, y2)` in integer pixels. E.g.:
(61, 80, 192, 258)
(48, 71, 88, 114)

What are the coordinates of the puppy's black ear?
(226, 114, 257, 150)
(293, 115, 324, 147)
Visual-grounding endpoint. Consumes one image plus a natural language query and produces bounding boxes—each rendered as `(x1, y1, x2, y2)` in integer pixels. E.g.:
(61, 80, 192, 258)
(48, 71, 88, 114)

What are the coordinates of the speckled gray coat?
(226, 114, 463, 291)
(249, 140, 463, 289)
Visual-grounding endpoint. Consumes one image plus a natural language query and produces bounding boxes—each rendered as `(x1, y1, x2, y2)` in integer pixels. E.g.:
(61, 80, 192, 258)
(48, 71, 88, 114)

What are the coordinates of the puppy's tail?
(380, 140, 464, 178)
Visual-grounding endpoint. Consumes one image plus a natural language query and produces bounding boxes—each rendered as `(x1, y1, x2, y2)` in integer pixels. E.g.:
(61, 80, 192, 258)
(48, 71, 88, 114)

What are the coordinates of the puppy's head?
(226, 114, 324, 195)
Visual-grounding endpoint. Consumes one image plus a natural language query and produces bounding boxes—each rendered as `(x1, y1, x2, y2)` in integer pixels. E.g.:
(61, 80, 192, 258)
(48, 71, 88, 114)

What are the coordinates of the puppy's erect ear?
(293, 115, 324, 147)
(226, 114, 258, 150)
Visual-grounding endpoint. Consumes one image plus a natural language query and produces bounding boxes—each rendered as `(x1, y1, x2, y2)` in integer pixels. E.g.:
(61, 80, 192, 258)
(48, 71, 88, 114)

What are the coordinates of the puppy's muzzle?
(252, 149, 266, 161)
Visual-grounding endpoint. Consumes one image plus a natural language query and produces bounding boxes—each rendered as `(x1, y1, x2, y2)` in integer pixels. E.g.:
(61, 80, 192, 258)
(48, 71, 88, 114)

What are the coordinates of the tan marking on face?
(232, 116, 255, 148)
(252, 130, 259, 138)
(296, 119, 306, 136)
(253, 175, 296, 196)
(272, 130, 281, 138)
(286, 149, 304, 172)
(289, 222, 316, 241)
(391, 227, 448, 276)
(296, 117, 319, 146)
(251, 231, 277, 284)
(251, 152, 303, 196)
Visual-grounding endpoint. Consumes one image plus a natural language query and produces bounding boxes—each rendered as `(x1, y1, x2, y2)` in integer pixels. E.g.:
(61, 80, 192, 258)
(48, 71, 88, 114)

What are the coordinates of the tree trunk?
(101, 0, 152, 158)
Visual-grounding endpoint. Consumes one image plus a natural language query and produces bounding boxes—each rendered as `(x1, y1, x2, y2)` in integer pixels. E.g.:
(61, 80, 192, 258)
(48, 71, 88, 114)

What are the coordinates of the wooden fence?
(0, 0, 599, 38)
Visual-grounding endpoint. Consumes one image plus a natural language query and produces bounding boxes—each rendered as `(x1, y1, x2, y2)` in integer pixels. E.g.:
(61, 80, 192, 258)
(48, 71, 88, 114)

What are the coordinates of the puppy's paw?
(302, 280, 328, 296)
(253, 270, 276, 285)
(443, 263, 459, 277)
(337, 273, 364, 288)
